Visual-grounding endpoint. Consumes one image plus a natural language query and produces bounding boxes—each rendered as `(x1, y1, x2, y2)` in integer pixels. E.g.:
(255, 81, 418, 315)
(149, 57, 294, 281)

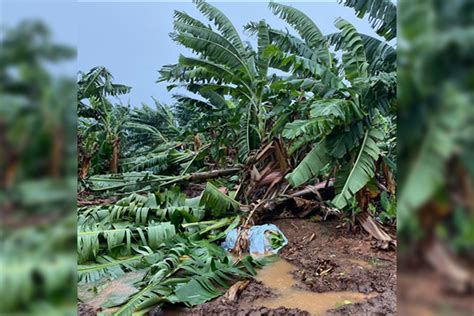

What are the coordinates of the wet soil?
(168, 279, 308, 316)
(398, 265, 474, 315)
(78, 271, 144, 315)
(184, 218, 396, 316)
(78, 217, 397, 316)
(252, 259, 375, 314)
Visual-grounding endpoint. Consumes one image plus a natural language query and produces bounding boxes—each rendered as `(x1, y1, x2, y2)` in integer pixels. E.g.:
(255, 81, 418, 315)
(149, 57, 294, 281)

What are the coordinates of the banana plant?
(257, 2, 397, 210)
(78, 67, 132, 175)
(158, 0, 274, 161)
(125, 98, 181, 155)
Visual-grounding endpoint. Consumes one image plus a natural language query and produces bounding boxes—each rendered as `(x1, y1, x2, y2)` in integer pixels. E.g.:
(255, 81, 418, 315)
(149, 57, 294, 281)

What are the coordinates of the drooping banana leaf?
(332, 129, 383, 209)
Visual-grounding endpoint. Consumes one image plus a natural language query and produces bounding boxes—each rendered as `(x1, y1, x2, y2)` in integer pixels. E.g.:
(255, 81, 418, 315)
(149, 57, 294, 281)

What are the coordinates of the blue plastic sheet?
(221, 224, 288, 256)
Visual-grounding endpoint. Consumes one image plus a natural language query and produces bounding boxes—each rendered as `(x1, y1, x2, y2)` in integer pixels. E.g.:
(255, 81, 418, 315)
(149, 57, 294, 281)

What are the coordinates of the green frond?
(78, 255, 146, 283)
(264, 45, 341, 88)
(338, 0, 397, 41)
(200, 182, 240, 213)
(334, 18, 369, 81)
(194, 0, 246, 54)
(126, 122, 169, 144)
(77, 223, 176, 262)
(245, 22, 315, 60)
(1, 255, 75, 313)
(113, 247, 185, 316)
(282, 98, 363, 148)
(282, 119, 319, 140)
(121, 148, 195, 173)
(398, 88, 467, 229)
(174, 10, 208, 29)
(256, 20, 270, 79)
(310, 98, 363, 131)
(332, 129, 383, 209)
(172, 20, 251, 74)
(268, 2, 331, 66)
(236, 105, 260, 162)
(178, 55, 236, 82)
(286, 140, 330, 187)
(199, 87, 230, 110)
(325, 121, 366, 159)
(327, 32, 395, 73)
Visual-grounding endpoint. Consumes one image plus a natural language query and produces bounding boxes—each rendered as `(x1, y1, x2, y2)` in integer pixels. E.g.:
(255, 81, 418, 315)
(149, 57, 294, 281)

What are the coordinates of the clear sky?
(2, 0, 381, 106)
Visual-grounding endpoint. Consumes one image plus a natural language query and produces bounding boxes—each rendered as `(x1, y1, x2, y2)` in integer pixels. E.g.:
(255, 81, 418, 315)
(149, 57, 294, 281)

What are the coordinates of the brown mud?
(398, 265, 474, 315)
(178, 217, 396, 316)
(78, 217, 397, 316)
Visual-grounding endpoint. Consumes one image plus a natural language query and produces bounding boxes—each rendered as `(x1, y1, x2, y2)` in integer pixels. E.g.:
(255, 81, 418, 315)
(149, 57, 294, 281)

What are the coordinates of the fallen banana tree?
(84, 167, 241, 193)
(85, 135, 396, 247)
(77, 185, 266, 315)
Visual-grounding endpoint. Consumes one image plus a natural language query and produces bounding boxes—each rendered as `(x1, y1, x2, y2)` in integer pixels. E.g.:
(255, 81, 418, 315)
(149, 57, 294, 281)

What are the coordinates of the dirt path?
(172, 217, 397, 316)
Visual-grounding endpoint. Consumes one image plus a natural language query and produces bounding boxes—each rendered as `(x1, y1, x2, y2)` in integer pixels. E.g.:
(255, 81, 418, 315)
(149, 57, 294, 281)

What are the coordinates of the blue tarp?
(221, 224, 288, 256)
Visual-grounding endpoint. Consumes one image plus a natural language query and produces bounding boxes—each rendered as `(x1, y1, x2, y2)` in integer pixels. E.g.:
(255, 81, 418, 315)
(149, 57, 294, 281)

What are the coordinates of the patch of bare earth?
(397, 265, 474, 316)
(174, 217, 396, 316)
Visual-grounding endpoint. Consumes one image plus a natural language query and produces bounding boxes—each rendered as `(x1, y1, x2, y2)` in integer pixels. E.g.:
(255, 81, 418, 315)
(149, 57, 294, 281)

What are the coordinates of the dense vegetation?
(76, 0, 397, 314)
(0, 21, 77, 314)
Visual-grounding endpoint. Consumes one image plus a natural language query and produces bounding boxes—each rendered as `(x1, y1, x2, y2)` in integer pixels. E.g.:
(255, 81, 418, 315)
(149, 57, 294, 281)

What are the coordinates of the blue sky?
(2, 0, 380, 106)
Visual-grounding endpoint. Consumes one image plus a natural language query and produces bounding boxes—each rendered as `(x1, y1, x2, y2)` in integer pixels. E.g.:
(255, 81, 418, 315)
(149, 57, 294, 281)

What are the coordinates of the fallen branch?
(87, 167, 242, 192)
(187, 167, 241, 182)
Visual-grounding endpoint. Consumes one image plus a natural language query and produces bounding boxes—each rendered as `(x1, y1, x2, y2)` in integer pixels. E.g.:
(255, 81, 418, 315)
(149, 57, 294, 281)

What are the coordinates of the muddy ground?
(168, 217, 396, 316)
(78, 217, 397, 316)
(397, 265, 474, 315)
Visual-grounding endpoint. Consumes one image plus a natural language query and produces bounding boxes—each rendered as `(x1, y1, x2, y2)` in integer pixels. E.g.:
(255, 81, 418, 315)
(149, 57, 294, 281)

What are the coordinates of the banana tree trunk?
(80, 156, 92, 179)
(110, 138, 120, 173)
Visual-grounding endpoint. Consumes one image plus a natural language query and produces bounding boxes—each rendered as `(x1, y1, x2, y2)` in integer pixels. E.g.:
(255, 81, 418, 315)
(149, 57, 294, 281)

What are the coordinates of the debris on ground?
(221, 224, 288, 257)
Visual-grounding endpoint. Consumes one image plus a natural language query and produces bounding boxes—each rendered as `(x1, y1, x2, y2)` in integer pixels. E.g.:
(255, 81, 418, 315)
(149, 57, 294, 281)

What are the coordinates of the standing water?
(253, 259, 373, 315)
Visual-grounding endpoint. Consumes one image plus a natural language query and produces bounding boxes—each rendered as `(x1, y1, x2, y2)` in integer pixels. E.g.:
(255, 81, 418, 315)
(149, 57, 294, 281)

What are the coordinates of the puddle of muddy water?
(254, 259, 373, 315)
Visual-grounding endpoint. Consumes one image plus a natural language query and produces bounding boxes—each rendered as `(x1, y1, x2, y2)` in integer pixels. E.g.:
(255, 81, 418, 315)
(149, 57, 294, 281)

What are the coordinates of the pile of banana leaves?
(77, 184, 264, 315)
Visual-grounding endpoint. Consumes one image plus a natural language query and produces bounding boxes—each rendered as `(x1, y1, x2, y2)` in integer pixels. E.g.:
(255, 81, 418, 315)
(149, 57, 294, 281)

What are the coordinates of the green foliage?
(332, 129, 383, 209)
(200, 182, 240, 214)
(397, 0, 474, 258)
(159, 0, 277, 163)
(0, 20, 77, 314)
(268, 6, 396, 210)
(379, 191, 396, 224)
(75, 2, 403, 314)
(334, 18, 369, 81)
(286, 140, 330, 187)
(338, 0, 397, 41)
(1, 217, 77, 314)
(268, 2, 332, 66)
(78, 66, 132, 175)
(266, 231, 285, 249)
(78, 188, 260, 315)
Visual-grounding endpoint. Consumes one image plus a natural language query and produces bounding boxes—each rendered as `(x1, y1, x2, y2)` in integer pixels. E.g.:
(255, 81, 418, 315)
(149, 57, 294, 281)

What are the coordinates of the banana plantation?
(77, 0, 397, 315)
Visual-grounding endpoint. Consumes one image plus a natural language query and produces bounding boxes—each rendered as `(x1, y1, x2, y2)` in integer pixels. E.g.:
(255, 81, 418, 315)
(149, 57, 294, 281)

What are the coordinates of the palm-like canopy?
(158, 0, 273, 161)
(246, 2, 397, 209)
(77, 66, 132, 175)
